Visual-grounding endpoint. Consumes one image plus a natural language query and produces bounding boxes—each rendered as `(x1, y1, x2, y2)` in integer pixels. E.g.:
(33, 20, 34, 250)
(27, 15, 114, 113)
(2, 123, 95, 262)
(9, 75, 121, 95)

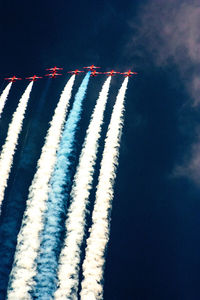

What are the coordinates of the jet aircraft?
(5, 76, 22, 82)
(25, 75, 43, 81)
(45, 72, 62, 78)
(90, 70, 102, 77)
(120, 70, 138, 77)
(46, 66, 63, 72)
(83, 65, 100, 71)
(104, 70, 120, 76)
(67, 69, 84, 75)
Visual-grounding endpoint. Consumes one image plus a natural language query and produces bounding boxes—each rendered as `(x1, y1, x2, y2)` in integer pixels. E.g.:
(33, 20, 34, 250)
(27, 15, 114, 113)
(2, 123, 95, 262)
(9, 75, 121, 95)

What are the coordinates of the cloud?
(126, 0, 200, 184)
(128, 0, 200, 105)
(173, 128, 200, 186)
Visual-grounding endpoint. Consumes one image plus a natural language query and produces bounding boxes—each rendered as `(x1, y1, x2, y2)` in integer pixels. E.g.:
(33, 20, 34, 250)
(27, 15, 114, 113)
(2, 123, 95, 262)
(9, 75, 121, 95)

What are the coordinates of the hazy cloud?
(127, 0, 200, 184)
(128, 0, 200, 105)
(173, 129, 200, 185)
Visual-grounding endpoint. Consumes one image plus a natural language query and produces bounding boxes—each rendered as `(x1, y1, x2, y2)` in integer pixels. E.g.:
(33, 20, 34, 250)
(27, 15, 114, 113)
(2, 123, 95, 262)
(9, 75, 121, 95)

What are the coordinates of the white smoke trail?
(32, 72, 90, 300)
(0, 82, 12, 117)
(0, 82, 33, 212)
(6, 75, 75, 300)
(54, 76, 112, 300)
(80, 77, 129, 300)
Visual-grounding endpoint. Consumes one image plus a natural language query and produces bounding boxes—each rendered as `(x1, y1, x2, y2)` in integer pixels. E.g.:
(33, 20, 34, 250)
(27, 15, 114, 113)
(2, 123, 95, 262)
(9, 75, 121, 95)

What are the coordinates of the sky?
(1, 0, 200, 299)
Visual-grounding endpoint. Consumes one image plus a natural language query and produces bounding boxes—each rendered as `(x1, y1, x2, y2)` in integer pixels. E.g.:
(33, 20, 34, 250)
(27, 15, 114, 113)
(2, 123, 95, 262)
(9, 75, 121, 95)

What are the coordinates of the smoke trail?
(0, 82, 12, 117)
(0, 82, 33, 211)
(0, 80, 51, 299)
(33, 72, 90, 300)
(54, 76, 112, 300)
(6, 75, 75, 300)
(80, 77, 129, 300)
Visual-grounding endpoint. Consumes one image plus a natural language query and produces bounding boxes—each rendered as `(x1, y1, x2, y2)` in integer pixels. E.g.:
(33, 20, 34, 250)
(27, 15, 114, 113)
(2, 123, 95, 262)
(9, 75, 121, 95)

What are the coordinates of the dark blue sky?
(1, 1, 200, 299)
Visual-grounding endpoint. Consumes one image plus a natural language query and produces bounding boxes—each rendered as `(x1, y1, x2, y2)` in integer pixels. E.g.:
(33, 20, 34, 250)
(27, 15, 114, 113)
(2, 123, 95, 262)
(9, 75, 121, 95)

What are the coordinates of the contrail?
(33, 72, 90, 300)
(54, 76, 112, 300)
(0, 82, 33, 212)
(0, 80, 51, 299)
(80, 77, 129, 300)
(0, 82, 12, 117)
(6, 75, 75, 300)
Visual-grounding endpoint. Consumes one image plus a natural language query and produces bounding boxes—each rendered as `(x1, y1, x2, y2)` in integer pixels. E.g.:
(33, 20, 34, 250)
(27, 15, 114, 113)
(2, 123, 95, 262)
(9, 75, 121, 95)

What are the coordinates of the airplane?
(103, 70, 120, 76)
(45, 71, 62, 78)
(90, 70, 103, 77)
(46, 66, 63, 72)
(120, 70, 138, 77)
(67, 69, 85, 75)
(25, 75, 43, 81)
(5, 76, 22, 82)
(83, 65, 100, 71)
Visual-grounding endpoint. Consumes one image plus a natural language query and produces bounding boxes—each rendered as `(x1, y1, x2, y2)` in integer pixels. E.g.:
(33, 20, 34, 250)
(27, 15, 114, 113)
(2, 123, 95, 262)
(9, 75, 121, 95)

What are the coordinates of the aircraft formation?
(0, 64, 133, 300)
(4, 65, 138, 82)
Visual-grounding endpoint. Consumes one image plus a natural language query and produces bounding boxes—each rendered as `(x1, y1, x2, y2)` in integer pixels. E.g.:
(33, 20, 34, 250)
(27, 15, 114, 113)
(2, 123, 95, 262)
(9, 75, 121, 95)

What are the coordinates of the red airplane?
(83, 65, 100, 71)
(25, 75, 43, 81)
(120, 70, 138, 77)
(103, 70, 120, 76)
(45, 71, 62, 78)
(90, 70, 103, 77)
(46, 66, 63, 72)
(67, 69, 85, 75)
(5, 76, 22, 82)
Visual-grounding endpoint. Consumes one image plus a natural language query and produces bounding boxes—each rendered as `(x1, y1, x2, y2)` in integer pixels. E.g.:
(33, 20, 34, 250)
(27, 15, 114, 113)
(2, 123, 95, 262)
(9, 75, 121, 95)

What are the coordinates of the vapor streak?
(6, 75, 75, 300)
(80, 77, 129, 300)
(0, 82, 33, 212)
(0, 82, 12, 117)
(33, 72, 90, 300)
(54, 76, 112, 299)
(0, 79, 52, 299)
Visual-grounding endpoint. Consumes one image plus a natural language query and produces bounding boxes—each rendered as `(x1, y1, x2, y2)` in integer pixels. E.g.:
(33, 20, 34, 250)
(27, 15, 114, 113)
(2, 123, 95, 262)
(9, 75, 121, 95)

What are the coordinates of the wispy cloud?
(128, 0, 200, 105)
(173, 128, 200, 186)
(127, 0, 200, 184)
